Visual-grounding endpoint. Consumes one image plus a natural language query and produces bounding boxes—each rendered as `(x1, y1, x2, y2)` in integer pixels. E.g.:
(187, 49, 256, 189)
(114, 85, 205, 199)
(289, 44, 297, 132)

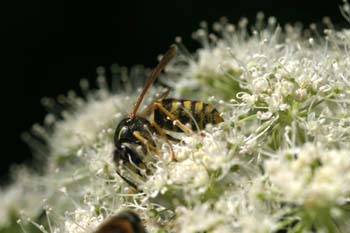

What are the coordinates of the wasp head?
(113, 117, 155, 188)
(114, 116, 155, 146)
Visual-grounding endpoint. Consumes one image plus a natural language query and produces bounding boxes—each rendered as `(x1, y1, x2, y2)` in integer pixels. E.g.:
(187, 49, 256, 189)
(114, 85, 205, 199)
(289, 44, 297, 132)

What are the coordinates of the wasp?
(113, 45, 224, 188)
(94, 210, 146, 233)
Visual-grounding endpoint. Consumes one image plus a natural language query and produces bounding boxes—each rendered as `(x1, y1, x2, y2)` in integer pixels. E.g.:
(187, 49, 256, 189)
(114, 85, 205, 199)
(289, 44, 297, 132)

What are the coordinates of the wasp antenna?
(129, 45, 177, 119)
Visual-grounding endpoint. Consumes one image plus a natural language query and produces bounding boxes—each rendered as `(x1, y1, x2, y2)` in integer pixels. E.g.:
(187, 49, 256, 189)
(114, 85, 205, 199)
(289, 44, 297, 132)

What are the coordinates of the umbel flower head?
(1, 3, 350, 233)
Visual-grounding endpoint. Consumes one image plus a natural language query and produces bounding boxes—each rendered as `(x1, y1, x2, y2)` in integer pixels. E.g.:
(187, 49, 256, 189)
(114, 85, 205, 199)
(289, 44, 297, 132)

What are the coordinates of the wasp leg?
(116, 170, 138, 189)
(140, 88, 170, 118)
(150, 120, 177, 161)
(133, 131, 160, 157)
(153, 102, 194, 136)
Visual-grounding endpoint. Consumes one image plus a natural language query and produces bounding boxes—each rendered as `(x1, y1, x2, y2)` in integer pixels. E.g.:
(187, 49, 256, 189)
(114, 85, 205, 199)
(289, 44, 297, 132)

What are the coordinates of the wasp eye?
(120, 126, 128, 135)
(116, 125, 128, 141)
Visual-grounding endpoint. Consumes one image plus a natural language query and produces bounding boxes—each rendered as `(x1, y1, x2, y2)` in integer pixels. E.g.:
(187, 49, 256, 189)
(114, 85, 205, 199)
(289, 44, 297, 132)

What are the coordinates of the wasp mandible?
(113, 45, 224, 188)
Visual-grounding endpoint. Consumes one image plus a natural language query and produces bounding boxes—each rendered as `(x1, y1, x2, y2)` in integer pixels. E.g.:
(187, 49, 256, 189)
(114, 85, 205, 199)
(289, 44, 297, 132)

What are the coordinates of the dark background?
(2, 0, 347, 183)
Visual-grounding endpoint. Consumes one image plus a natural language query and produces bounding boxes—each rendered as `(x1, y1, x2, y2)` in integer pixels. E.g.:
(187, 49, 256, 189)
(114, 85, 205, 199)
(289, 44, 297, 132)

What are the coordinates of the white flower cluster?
(1, 3, 350, 233)
(266, 144, 350, 210)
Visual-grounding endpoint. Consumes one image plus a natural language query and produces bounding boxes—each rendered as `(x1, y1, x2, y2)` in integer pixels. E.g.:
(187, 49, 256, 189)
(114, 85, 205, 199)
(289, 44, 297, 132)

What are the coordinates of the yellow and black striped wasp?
(94, 211, 146, 233)
(113, 45, 224, 188)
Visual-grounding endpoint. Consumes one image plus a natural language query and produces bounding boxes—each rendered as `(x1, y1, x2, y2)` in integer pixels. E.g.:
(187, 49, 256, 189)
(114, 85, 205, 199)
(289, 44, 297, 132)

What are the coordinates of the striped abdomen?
(154, 98, 223, 132)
